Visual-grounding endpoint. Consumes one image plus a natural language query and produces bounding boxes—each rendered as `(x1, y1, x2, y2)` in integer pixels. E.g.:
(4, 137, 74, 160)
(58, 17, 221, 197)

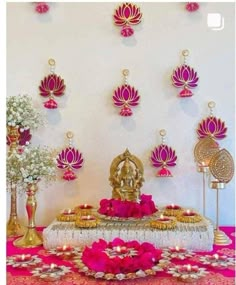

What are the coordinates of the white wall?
(7, 2, 235, 226)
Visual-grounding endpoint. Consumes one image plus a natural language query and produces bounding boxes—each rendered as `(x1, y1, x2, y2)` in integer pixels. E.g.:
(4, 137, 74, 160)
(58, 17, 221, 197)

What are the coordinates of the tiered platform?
(43, 216, 214, 251)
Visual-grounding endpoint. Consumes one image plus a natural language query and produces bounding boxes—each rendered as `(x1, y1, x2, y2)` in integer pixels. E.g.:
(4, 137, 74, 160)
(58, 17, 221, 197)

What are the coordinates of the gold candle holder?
(194, 134, 220, 216)
(177, 210, 202, 223)
(57, 209, 77, 222)
(168, 264, 208, 283)
(75, 215, 99, 228)
(150, 214, 176, 230)
(209, 149, 234, 246)
(163, 204, 182, 217)
(74, 204, 93, 216)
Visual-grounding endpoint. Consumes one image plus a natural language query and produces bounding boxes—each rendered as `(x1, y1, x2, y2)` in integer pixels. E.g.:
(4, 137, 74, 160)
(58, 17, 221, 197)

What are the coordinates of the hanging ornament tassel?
(35, 2, 50, 14)
(186, 2, 199, 12)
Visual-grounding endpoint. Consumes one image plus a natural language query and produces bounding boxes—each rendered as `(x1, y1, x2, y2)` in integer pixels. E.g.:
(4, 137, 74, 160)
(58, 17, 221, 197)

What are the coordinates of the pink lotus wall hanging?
(39, 59, 66, 109)
(56, 132, 84, 181)
(197, 101, 227, 140)
(34, 2, 50, 14)
(185, 2, 199, 12)
(113, 69, 140, 116)
(150, 129, 177, 177)
(172, 50, 199, 98)
(113, 2, 142, 37)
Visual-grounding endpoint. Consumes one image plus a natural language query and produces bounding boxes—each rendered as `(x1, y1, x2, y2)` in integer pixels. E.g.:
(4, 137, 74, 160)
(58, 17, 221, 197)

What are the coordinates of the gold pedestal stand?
(211, 181, 232, 246)
(197, 165, 209, 216)
(7, 185, 24, 237)
(14, 183, 43, 248)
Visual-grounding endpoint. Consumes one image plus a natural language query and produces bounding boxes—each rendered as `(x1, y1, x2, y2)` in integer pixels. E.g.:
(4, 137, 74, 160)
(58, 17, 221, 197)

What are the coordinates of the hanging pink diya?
(172, 50, 199, 97)
(113, 69, 140, 116)
(151, 130, 177, 177)
(39, 59, 66, 109)
(197, 101, 227, 140)
(113, 3, 142, 37)
(185, 2, 199, 12)
(56, 131, 84, 181)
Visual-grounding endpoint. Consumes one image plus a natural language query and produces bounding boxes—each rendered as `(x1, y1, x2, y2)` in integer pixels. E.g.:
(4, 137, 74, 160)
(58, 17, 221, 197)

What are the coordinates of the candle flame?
(175, 246, 179, 251)
(67, 209, 71, 214)
(62, 245, 67, 251)
(21, 254, 25, 261)
(187, 264, 191, 272)
(87, 215, 91, 220)
(116, 246, 121, 253)
(213, 254, 219, 260)
(160, 214, 164, 219)
(84, 203, 88, 208)
(50, 263, 56, 269)
(171, 203, 174, 208)
(186, 209, 190, 214)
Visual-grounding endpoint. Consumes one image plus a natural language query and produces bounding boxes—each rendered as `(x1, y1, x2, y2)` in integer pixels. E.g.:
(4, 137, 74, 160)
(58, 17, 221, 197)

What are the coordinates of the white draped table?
(43, 216, 214, 251)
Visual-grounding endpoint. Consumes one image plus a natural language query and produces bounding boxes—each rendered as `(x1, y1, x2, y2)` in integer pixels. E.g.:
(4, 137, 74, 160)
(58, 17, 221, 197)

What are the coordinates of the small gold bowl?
(75, 215, 99, 228)
(150, 215, 177, 230)
(57, 209, 77, 222)
(177, 211, 202, 223)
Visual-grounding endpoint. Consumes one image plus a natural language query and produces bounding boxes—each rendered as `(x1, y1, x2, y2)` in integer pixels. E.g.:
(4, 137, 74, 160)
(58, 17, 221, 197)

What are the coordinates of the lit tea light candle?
(31, 264, 71, 282)
(81, 215, 96, 220)
(79, 203, 93, 209)
(150, 215, 177, 230)
(75, 214, 99, 228)
(166, 203, 181, 210)
(48, 245, 81, 259)
(168, 264, 208, 283)
(7, 254, 42, 268)
(184, 209, 195, 216)
(15, 254, 32, 262)
(177, 209, 202, 223)
(116, 246, 121, 253)
(162, 247, 194, 260)
(57, 208, 76, 222)
(199, 254, 234, 269)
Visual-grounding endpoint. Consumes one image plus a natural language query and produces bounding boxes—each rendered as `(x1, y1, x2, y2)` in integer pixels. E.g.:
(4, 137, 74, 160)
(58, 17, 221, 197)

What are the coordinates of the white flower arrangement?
(6, 150, 26, 191)
(20, 146, 56, 185)
(7, 94, 43, 129)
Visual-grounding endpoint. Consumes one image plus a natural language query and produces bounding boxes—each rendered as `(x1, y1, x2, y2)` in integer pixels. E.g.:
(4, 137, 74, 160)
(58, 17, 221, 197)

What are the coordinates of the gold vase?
(7, 183, 24, 237)
(7, 126, 25, 237)
(14, 183, 43, 248)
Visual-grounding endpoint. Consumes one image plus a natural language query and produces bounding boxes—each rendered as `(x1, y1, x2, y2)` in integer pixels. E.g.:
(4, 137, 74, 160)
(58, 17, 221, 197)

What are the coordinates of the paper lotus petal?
(57, 147, 83, 180)
(151, 145, 177, 176)
(197, 116, 227, 140)
(39, 74, 66, 97)
(186, 2, 199, 12)
(113, 85, 140, 116)
(172, 64, 199, 96)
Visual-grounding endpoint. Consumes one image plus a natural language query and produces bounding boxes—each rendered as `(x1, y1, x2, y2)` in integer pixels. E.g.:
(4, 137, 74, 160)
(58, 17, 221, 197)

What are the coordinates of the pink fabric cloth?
(7, 226, 235, 283)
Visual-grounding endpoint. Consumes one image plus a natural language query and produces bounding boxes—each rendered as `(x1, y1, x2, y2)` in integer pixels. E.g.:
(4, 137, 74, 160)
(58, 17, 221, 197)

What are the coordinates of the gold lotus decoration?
(194, 137, 220, 166)
(209, 149, 234, 183)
